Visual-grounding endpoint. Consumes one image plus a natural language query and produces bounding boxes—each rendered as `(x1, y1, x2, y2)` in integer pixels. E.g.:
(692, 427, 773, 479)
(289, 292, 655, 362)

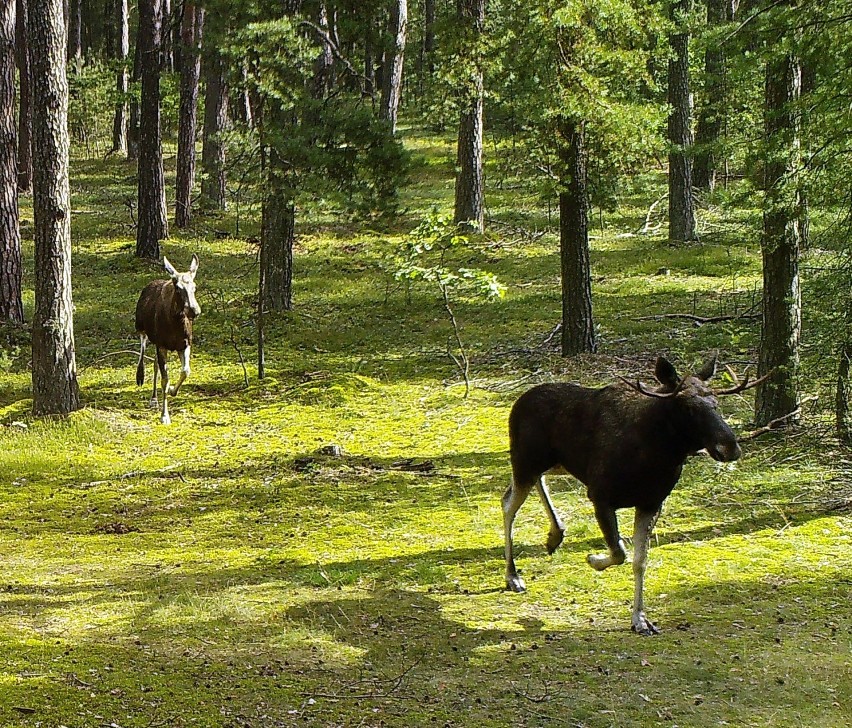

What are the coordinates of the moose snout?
(186, 303, 201, 319)
(707, 439, 741, 462)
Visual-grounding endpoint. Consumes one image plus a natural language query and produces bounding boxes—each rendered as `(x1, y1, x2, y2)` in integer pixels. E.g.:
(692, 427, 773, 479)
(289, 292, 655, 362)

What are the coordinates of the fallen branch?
(637, 193, 667, 235)
(636, 312, 760, 326)
(738, 408, 803, 442)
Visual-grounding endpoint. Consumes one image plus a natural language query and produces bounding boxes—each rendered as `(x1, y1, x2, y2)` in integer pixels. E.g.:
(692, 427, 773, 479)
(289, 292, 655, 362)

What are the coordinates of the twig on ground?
(301, 659, 420, 701)
(636, 312, 760, 326)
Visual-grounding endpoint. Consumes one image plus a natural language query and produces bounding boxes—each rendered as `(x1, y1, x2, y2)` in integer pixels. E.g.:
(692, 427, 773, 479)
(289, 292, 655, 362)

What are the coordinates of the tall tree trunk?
(453, 0, 484, 232)
(261, 185, 294, 313)
(694, 0, 734, 191)
(668, 0, 697, 243)
(260, 123, 294, 313)
(380, 0, 407, 133)
(29, 0, 80, 415)
(174, 2, 204, 228)
(112, 0, 129, 154)
(311, 1, 333, 99)
(364, 16, 375, 99)
(558, 119, 596, 357)
(755, 52, 801, 426)
(237, 62, 254, 127)
(837, 338, 852, 444)
(420, 0, 435, 94)
(162, 0, 173, 72)
(200, 48, 228, 210)
(0, 0, 23, 323)
(128, 20, 141, 160)
(67, 0, 82, 63)
(136, 0, 168, 258)
(15, 0, 31, 193)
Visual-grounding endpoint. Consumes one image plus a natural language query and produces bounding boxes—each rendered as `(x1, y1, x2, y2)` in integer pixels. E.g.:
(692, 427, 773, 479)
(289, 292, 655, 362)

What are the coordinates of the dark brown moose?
(503, 356, 765, 635)
(135, 255, 201, 425)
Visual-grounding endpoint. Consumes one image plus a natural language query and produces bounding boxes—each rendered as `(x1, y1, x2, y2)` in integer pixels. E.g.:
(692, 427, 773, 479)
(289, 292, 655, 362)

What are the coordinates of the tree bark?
(837, 340, 852, 444)
(128, 17, 141, 160)
(200, 48, 228, 210)
(237, 62, 254, 127)
(174, 2, 204, 228)
(558, 119, 596, 357)
(112, 0, 129, 154)
(668, 0, 697, 243)
(380, 0, 407, 133)
(453, 0, 485, 232)
(136, 0, 168, 259)
(261, 183, 294, 313)
(694, 0, 735, 191)
(364, 16, 375, 99)
(29, 0, 80, 415)
(15, 0, 31, 193)
(420, 0, 435, 93)
(755, 52, 801, 426)
(0, 0, 23, 323)
(67, 0, 82, 63)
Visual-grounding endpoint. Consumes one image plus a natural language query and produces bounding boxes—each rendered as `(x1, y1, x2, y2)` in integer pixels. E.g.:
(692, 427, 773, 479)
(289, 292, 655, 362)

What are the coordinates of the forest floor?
(0, 127, 850, 727)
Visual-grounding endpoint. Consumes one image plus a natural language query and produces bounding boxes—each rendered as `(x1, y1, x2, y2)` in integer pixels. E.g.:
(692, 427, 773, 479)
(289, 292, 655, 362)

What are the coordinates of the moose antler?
(619, 377, 685, 399)
(714, 368, 775, 396)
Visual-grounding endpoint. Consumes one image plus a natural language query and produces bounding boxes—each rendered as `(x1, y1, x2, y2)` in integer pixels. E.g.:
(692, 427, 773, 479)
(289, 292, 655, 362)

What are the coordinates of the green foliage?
(67, 60, 115, 157)
(226, 16, 410, 218)
(394, 213, 506, 302)
(481, 0, 668, 209)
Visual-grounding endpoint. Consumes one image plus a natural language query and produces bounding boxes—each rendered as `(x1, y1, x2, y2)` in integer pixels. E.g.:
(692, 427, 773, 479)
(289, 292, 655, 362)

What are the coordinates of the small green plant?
(394, 213, 505, 397)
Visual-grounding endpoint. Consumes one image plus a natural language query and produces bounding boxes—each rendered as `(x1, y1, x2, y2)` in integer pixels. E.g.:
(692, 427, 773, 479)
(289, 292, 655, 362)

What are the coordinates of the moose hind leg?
(149, 355, 159, 409)
(137, 335, 148, 386)
(503, 477, 534, 593)
(631, 507, 661, 635)
(587, 502, 627, 571)
(536, 476, 565, 554)
(157, 348, 171, 425)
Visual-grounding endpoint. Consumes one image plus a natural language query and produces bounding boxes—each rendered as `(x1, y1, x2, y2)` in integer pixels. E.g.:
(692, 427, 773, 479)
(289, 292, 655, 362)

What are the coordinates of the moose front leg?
(631, 507, 661, 635)
(587, 502, 627, 570)
(168, 346, 191, 397)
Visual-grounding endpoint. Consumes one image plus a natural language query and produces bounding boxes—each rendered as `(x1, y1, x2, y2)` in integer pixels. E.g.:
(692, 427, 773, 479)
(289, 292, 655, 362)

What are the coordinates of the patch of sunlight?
(266, 628, 367, 668)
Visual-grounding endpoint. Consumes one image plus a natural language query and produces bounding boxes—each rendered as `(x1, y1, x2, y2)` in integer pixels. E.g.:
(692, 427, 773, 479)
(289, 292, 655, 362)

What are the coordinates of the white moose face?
(164, 254, 201, 319)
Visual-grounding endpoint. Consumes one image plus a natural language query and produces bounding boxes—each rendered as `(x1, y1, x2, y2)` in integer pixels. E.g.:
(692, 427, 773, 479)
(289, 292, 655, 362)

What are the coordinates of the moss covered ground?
(0, 128, 849, 727)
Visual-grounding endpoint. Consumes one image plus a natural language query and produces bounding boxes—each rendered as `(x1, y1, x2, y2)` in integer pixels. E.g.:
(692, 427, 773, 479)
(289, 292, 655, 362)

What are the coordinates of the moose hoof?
(546, 527, 565, 555)
(505, 575, 526, 593)
(148, 398, 159, 410)
(587, 553, 611, 571)
(167, 386, 179, 396)
(631, 613, 660, 636)
(160, 414, 171, 426)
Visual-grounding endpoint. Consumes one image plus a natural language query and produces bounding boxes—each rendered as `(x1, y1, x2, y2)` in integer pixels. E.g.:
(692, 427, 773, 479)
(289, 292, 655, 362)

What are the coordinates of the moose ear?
(163, 256, 178, 279)
(695, 355, 718, 382)
(189, 254, 199, 277)
(654, 357, 680, 389)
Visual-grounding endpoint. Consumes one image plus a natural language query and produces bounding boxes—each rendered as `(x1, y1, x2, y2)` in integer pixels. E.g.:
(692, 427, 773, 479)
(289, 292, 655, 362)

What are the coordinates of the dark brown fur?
(134, 255, 200, 425)
(502, 357, 742, 634)
(135, 279, 192, 380)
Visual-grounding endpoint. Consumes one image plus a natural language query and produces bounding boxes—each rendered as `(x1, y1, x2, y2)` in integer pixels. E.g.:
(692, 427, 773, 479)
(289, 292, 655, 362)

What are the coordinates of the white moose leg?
(168, 346, 190, 397)
(631, 508, 661, 635)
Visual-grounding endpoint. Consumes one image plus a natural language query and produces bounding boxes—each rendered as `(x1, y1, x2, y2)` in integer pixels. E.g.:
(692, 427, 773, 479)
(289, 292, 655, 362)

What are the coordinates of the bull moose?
(503, 356, 765, 634)
(135, 255, 201, 425)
